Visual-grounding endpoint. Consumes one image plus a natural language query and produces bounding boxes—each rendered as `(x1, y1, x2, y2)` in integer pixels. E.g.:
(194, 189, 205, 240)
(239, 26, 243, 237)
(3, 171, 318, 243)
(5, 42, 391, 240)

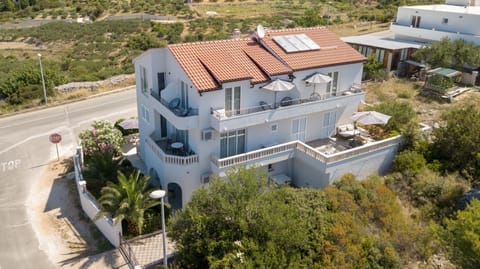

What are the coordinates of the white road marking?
(0, 108, 136, 156)
(0, 159, 21, 172)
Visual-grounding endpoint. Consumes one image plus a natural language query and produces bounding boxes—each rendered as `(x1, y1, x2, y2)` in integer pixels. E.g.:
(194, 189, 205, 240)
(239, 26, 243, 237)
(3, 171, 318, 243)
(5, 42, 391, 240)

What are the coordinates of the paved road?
(0, 87, 137, 268)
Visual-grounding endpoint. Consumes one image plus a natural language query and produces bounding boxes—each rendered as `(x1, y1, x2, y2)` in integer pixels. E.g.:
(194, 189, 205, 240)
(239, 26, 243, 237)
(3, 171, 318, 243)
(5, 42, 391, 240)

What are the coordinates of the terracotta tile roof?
(168, 27, 365, 92)
(169, 40, 275, 92)
(243, 46, 292, 77)
(262, 27, 367, 71)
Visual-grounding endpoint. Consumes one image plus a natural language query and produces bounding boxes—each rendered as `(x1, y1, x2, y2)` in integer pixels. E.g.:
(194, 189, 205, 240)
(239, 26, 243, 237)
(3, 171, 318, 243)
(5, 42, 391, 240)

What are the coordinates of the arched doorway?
(167, 183, 182, 211)
(149, 168, 161, 187)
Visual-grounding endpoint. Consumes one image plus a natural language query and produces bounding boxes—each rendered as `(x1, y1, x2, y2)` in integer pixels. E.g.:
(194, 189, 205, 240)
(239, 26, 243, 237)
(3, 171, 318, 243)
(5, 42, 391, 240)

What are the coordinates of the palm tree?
(96, 170, 160, 235)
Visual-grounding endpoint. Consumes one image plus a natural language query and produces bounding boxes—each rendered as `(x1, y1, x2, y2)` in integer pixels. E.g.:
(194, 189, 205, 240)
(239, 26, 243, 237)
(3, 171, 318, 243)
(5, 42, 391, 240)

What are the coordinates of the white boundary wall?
(73, 151, 122, 247)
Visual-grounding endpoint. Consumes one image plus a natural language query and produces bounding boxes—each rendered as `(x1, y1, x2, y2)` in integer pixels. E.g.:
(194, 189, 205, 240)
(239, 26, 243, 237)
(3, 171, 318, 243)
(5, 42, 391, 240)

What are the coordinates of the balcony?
(210, 134, 402, 174)
(210, 86, 365, 131)
(146, 136, 199, 166)
(390, 23, 480, 44)
(150, 91, 199, 130)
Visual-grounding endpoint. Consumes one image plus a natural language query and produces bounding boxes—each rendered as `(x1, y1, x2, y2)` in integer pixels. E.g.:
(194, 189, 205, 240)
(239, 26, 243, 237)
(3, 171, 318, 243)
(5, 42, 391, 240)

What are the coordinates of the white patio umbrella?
(351, 111, 391, 125)
(118, 118, 139, 130)
(305, 73, 332, 94)
(261, 79, 296, 107)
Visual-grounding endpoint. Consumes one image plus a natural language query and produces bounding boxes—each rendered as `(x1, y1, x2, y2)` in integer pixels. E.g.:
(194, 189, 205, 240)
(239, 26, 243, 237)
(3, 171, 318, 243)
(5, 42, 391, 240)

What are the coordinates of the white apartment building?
(134, 27, 402, 210)
(391, 0, 480, 45)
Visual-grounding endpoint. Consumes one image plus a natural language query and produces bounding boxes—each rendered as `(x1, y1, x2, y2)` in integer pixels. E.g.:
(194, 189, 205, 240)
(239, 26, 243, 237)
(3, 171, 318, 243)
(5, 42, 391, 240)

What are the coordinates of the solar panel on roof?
(297, 34, 321, 50)
(272, 36, 297, 53)
(284, 35, 309, 51)
(273, 34, 320, 53)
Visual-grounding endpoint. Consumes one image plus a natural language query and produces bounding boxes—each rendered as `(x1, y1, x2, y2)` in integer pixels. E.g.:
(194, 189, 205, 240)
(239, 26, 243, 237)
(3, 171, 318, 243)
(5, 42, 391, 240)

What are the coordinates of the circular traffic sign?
(49, 133, 62, 144)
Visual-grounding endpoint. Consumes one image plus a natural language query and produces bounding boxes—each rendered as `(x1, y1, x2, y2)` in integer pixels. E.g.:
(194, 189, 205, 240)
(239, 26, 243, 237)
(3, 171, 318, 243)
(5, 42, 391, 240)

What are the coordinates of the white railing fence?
(146, 137, 199, 165)
(211, 135, 403, 169)
(73, 150, 122, 247)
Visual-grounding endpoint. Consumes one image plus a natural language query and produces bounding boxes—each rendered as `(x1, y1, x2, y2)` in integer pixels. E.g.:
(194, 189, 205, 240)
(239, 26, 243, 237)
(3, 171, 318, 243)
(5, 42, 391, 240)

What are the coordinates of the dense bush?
(368, 100, 417, 134)
(170, 168, 432, 268)
(429, 105, 480, 184)
(439, 199, 480, 269)
(79, 120, 124, 161)
(393, 150, 426, 176)
(387, 169, 466, 222)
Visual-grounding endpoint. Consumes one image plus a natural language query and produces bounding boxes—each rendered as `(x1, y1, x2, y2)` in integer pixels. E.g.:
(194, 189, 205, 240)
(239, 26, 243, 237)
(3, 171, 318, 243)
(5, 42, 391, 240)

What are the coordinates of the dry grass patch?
(365, 78, 480, 125)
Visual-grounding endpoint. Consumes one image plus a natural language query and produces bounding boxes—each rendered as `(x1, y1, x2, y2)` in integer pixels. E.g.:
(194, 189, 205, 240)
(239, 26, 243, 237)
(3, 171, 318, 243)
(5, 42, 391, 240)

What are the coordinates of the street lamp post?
(38, 53, 47, 105)
(327, 1, 333, 28)
(150, 190, 167, 268)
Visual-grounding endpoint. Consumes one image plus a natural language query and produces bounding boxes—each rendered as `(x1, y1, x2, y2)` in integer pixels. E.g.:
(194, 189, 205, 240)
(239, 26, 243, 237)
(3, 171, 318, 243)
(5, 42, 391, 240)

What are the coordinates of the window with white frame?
(141, 104, 150, 123)
(442, 18, 448, 24)
(291, 117, 306, 141)
(220, 129, 245, 158)
(140, 65, 148, 93)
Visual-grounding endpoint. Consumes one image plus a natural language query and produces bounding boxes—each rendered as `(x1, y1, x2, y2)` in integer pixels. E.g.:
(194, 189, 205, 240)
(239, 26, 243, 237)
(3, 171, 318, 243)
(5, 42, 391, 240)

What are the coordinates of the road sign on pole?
(49, 133, 62, 160)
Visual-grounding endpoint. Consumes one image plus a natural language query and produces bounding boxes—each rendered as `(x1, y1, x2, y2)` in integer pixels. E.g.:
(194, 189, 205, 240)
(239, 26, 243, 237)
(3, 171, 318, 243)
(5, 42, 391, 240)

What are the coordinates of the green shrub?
(79, 120, 124, 161)
(393, 150, 426, 176)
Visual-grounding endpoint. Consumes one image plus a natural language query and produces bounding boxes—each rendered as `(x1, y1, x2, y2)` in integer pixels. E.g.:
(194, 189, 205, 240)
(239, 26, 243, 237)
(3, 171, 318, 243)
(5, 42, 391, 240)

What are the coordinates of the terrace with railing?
(210, 134, 402, 170)
(146, 136, 199, 166)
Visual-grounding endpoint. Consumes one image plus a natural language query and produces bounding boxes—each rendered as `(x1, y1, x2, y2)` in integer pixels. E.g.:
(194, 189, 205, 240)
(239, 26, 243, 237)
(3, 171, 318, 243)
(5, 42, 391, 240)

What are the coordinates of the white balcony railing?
(211, 135, 402, 169)
(210, 141, 298, 168)
(146, 137, 199, 165)
(211, 86, 363, 120)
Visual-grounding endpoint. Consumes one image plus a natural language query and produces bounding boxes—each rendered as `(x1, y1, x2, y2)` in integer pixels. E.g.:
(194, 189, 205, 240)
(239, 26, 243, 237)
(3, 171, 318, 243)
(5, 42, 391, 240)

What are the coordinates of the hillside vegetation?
(0, 0, 443, 113)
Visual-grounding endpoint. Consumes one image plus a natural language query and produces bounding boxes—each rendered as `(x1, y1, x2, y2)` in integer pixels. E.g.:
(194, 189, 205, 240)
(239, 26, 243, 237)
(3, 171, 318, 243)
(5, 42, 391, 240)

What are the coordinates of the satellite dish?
(257, 24, 265, 39)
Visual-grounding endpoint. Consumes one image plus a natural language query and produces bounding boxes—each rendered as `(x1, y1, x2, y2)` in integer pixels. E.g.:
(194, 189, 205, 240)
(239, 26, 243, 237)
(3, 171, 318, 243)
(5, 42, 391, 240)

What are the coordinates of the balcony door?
(411, 15, 421, 28)
(176, 128, 189, 151)
(225, 86, 240, 117)
(321, 111, 337, 138)
(220, 129, 245, 158)
(180, 81, 189, 110)
(326, 71, 339, 97)
(291, 117, 306, 141)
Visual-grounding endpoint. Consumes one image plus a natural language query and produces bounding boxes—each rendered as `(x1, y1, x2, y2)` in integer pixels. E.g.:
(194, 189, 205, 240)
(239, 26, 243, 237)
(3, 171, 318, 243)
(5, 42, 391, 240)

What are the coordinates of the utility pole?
(38, 53, 48, 105)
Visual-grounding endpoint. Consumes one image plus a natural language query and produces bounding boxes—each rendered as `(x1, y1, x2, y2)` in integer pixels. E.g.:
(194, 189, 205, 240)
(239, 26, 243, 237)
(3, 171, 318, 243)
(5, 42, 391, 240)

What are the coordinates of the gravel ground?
(26, 158, 122, 269)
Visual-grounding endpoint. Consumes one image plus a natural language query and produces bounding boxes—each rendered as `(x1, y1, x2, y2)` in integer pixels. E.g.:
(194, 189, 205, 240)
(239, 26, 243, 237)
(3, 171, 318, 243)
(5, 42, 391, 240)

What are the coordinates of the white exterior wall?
(73, 154, 122, 247)
(291, 139, 400, 189)
(446, 0, 480, 6)
(393, 5, 480, 44)
(134, 47, 402, 209)
(396, 7, 480, 35)
(135, 48, 203, 207)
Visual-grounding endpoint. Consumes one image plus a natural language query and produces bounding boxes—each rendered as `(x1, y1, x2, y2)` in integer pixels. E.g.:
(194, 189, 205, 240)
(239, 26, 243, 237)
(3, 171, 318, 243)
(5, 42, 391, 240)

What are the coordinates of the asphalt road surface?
(0, 87, 137, 268)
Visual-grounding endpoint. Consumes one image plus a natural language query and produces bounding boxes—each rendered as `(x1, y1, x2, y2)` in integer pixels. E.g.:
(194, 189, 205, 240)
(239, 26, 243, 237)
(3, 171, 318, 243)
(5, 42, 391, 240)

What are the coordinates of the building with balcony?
(343, 0, 480, 76)
(134, 27, 402, 210)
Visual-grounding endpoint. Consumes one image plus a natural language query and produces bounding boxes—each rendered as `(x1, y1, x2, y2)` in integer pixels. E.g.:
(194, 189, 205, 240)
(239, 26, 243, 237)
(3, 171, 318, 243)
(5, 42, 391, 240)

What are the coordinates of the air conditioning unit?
(202, 128, 214, 141)
(200, 173, 211, 184)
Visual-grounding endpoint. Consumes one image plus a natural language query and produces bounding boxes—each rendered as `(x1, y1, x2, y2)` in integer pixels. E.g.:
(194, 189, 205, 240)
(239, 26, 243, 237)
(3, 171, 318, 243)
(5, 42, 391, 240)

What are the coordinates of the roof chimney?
(232, 28, 241, 39)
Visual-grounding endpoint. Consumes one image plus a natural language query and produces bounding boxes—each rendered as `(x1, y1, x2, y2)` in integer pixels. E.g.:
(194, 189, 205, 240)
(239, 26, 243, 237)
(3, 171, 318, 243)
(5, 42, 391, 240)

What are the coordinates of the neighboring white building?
(391, 0, 480, 45)
(134, 27, 402, 210)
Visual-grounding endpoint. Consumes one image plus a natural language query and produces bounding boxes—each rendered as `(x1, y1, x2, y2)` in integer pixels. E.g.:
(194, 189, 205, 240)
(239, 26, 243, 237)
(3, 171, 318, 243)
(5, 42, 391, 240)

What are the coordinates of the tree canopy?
(413, 37, 480, 69)
(169, 167, 431, 268)
(96, 171, 159, 235)
(429, 105, 480, 185)
(440, 199, 480, 269)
